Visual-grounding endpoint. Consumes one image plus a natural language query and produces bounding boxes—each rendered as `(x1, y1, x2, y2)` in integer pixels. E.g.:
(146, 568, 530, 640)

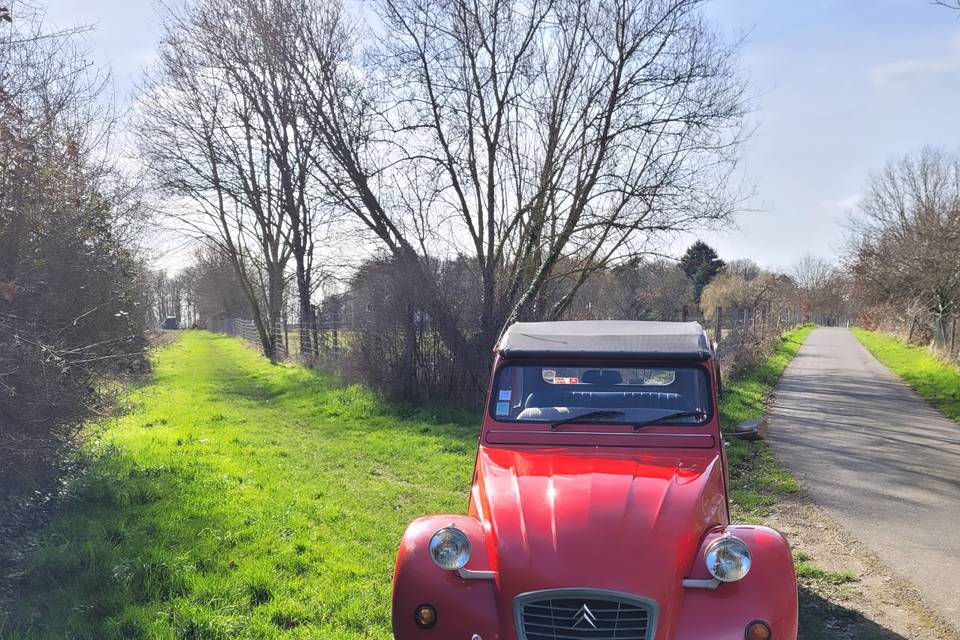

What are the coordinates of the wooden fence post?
(332, 304, 340, 353)
(310, 305, 320, 357)
(951, 317, 958, 356)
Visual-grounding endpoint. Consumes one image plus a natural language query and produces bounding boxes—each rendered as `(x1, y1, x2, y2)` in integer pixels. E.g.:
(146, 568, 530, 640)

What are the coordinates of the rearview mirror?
(734, 418, 768, 441)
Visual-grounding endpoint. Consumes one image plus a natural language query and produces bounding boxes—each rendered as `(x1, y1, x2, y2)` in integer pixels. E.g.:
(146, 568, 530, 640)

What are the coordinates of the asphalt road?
(768, 327, 960, 631)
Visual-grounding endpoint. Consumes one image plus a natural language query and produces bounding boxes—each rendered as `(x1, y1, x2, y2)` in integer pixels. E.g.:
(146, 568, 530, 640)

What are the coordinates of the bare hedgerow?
(847, 147, 960, 351)
(0, 8, 149, 497)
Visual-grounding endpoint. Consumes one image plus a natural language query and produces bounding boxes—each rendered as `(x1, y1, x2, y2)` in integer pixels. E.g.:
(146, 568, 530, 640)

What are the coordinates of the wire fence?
(704, 304, 850, 376)
(207, 314, 363, 362)
(941, 317, 960, 359)
(918, 314, 960, 362)
(206, 303, 848, 373)
(708, 304, 849, 345)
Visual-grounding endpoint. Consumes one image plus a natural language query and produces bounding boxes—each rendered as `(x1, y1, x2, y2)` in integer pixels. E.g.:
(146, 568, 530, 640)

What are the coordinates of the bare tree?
(182, 247, 253, 326)
(791, 254, 847, 322)
(564, 258, 694, 321)
(848, 147, 960, 348)
(725, 258, 762, 281)
(282, 0, 746, 390)
(139, 1, 306, 361)
(194, 0, 328, 355)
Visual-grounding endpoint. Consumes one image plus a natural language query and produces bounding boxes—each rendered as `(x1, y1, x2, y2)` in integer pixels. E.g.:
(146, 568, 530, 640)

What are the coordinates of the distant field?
(853, 328, 960, 423)
(1, 332, 476, 639)
(2, 328, 819, 639)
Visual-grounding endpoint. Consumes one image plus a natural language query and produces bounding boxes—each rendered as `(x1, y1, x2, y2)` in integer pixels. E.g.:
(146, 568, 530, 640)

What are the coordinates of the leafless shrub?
(338, 256, 492, 404)
(0, 9, 150, 495)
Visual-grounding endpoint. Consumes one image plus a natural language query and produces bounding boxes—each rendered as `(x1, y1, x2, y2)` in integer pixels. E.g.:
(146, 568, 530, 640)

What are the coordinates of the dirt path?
(768, 327, 960, 635)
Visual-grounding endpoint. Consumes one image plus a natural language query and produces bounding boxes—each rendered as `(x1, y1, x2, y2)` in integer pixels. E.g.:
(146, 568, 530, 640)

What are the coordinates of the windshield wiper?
(631, 410, 707, 432)
(550, 410, 626, 430)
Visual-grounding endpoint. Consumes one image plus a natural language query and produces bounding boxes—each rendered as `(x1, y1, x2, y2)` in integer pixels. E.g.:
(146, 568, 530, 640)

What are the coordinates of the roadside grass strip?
(1, 333, 477, 639)
(721, 325, 814, 522)
(852, 328, 960, 423)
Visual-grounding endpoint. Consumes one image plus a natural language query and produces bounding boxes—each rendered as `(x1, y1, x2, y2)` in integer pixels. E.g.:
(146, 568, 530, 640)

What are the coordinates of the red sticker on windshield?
(554, 377, 579, 385)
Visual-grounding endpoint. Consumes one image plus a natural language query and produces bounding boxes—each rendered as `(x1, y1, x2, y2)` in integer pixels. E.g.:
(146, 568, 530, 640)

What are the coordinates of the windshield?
(490, 364, 712, 426)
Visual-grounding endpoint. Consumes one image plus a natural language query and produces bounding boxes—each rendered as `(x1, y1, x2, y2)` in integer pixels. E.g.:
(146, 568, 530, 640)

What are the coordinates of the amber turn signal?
(414, 604, 437, 629)
(745, 620, 772, 640)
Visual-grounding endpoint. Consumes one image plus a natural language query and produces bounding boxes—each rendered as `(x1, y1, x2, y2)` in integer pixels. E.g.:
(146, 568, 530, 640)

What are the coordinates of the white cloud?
(819, 194, 862, 211)
(871, 35, 960, 86)
(870, 58, 960, 85)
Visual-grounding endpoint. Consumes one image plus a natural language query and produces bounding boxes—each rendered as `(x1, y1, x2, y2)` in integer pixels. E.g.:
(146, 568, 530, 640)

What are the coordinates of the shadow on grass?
(0, 447, 236, 639)
(799, 585, 909, 640)
(210, 357, 480, 437)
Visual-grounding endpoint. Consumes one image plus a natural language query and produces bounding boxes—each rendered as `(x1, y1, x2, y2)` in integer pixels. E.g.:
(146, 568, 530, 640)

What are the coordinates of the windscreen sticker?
(553, 376, 580, 385)
(498, 390, 511, 401)
(495, 402, 510, 416)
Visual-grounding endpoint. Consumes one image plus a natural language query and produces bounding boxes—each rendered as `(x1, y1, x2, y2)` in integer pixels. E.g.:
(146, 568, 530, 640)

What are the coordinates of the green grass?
(721, 325, 816, 521)
(852, 328, 960, 423)
(0, 333, 477, 639)
(1, 327, 817, 639)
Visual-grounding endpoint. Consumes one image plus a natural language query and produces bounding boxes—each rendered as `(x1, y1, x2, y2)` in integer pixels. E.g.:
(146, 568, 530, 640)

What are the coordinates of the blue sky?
(42, 0, 960, 270)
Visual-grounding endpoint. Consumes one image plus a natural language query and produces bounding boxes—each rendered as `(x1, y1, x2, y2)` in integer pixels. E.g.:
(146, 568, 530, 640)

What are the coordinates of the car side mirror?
(734, 418, 768, 441)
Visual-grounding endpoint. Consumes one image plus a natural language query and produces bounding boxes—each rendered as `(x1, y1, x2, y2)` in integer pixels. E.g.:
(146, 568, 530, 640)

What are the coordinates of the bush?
(717, 327, 783, 379)
(0, 14, 149, 512)
(339, 257, 483, 406)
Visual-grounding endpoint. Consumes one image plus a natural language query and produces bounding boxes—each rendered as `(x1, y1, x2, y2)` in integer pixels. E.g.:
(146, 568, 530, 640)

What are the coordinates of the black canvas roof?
(497, 321, 711, 360)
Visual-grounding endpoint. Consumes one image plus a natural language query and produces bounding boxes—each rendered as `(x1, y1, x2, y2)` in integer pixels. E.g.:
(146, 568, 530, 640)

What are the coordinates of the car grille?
(517, 593, 653, 640)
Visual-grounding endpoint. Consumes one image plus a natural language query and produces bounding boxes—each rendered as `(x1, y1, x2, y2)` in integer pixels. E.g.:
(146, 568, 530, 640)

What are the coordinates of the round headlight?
(429, 526, 471, 571)
(704, 535, 752, 582)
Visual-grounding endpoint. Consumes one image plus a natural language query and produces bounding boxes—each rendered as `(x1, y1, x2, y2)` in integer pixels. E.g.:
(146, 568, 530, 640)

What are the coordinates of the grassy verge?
(852, 328, 960, 423)
(721, 325, 814, 521)
(0, 333, 478, 639)
(1, 325, 836, 639)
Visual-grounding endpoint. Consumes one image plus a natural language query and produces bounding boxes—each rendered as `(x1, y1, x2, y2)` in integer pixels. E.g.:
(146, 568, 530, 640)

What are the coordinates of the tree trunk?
(265, 265, 285, 362)
(295, 257, 312, 356)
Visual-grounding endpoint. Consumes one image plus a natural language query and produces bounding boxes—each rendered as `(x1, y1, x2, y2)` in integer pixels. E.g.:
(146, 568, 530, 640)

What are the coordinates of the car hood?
(470, 445, 727, 638)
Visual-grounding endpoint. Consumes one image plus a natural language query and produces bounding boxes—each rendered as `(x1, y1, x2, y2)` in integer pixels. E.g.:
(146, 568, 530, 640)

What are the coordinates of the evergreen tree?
(679, 241, 725, 306)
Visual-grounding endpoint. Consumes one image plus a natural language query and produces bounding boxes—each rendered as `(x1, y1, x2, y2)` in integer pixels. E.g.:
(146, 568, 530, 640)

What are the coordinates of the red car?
(392, 321, 798, 640)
